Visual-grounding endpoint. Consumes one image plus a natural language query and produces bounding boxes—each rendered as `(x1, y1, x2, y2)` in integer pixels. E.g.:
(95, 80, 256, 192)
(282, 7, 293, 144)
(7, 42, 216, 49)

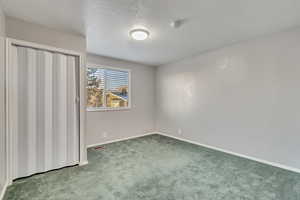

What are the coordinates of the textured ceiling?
(2, 0, 300, 66)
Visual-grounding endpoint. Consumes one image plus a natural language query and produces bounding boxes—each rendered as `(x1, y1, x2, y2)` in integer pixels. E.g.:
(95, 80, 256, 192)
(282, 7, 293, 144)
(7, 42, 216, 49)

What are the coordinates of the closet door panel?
(10, 45, 79, 179)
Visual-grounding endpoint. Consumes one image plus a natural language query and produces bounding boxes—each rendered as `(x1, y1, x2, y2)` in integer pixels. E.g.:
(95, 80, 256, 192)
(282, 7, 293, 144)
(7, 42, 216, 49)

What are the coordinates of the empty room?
(1, 0, 300, 199)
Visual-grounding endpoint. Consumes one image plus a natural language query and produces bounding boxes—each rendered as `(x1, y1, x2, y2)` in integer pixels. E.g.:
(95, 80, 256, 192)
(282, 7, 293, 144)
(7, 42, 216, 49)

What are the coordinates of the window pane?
(87, 68, 105, 108)
(105, 69, 129, 108)
(86, 67, 130, 110)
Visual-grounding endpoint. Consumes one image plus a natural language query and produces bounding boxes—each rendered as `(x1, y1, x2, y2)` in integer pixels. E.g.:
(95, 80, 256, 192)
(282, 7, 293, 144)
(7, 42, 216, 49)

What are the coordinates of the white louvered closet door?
(10, 45, 79, 179)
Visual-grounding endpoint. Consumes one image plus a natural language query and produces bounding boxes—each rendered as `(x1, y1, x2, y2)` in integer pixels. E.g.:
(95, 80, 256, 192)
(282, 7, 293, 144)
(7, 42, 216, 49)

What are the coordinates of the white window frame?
(86, 63, 132, 112)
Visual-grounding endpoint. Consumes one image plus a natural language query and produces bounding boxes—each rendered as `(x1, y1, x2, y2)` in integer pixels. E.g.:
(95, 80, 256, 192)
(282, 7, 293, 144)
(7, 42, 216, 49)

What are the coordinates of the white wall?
(5, 17, 86, 53)
(0, 3, 6, 197)
(86, 54, 156, 146)
(156, 28, 300, 170)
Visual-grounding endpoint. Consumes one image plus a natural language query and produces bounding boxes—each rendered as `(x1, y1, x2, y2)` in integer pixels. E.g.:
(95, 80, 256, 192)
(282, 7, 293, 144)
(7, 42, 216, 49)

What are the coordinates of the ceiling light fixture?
(129, 0, 150, 41)
(130, 28, 149, 41)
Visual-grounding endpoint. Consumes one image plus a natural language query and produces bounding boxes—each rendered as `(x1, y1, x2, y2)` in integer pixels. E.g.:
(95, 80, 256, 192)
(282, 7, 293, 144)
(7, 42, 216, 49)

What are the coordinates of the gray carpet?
(4, 134, 300, 200)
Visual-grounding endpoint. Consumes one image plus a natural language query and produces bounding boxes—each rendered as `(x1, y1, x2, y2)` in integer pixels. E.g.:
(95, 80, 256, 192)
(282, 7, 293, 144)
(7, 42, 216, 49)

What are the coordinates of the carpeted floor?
(3, 134, 300, 200)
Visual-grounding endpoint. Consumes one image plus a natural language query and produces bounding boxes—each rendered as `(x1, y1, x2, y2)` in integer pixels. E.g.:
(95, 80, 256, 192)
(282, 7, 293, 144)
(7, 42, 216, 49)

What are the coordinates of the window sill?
(86, 107, 131, 112)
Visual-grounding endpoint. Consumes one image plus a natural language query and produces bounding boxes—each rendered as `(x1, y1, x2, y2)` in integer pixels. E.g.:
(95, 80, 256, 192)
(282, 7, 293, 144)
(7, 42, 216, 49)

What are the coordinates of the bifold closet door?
(9, 45, 79, 179)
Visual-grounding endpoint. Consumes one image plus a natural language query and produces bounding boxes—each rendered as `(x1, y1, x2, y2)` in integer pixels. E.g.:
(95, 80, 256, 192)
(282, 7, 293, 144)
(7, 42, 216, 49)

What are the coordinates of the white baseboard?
(0, 181, 8, 200)
(87, 132, 156, 148)
(86, 131, 300, 174)
(79, 161, 89, 166)
(156, 132, 300, 174)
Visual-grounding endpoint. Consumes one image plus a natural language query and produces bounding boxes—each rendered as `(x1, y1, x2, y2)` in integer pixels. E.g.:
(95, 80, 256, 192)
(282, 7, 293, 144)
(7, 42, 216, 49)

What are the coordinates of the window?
(87, 66, 130, 111)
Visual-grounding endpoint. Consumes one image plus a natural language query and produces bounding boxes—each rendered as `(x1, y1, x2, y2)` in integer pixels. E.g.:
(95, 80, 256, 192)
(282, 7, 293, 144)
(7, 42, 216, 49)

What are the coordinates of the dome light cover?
(130, 29, 149, 41)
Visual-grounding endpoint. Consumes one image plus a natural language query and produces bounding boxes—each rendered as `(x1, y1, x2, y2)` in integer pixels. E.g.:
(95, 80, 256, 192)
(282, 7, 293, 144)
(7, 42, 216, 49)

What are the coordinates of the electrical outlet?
(102, 132, 108, 138)
(178, 129, 182, 135)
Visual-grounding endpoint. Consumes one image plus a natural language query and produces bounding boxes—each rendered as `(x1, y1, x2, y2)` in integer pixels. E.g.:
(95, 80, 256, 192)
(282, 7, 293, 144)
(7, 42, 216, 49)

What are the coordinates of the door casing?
(5, 38, 88, 185)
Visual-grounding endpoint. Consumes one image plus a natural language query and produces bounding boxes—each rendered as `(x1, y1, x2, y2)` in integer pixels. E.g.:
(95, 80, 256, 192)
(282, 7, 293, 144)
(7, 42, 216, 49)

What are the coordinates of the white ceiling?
(2, 0, 300, 66)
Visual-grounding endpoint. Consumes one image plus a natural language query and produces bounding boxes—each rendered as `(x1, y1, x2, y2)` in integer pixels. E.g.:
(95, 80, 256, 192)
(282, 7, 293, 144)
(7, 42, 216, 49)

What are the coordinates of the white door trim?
(5, 38, 88, 185)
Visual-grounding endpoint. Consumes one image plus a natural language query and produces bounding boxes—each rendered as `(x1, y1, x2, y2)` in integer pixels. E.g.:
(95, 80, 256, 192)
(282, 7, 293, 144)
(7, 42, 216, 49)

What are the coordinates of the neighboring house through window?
(87, 65, 131, 111)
